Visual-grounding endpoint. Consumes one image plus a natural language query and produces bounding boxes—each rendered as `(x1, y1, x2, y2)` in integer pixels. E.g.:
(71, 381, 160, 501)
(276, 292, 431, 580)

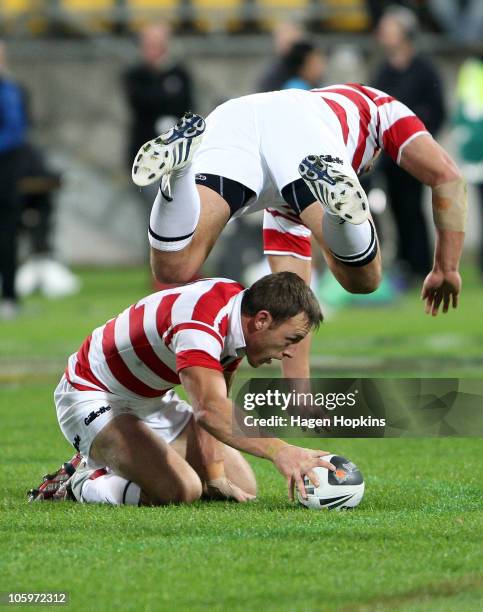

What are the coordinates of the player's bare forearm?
(433, 228, 465, 273)
(180, 366, 289, 460)
(180, 366, 335, 500)
(190, 419, 225, 481)
(399, 135, 466, 315)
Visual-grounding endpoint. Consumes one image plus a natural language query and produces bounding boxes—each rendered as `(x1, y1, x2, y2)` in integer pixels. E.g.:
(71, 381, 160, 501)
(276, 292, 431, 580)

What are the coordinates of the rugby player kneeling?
(29, 272, 335, 506)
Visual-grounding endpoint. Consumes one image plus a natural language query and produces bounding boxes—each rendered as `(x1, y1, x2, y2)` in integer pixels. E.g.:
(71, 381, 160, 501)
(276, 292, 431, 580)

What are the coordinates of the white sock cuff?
(322, 214, 377, 266)
(148, 168, 200, 253)
(148, 226, 197, 252)
(81, 473, 141, 506)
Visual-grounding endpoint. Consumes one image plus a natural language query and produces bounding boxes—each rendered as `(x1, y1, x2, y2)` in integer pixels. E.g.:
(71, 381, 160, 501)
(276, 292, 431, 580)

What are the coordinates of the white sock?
(322, 212, 377, 266)
(148, 165, 200, 252)
(80, 473, 141, 506)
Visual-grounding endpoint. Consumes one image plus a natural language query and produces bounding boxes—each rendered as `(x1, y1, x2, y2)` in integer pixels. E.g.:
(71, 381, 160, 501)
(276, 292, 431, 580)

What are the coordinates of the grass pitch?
(1, 267, 482, 611)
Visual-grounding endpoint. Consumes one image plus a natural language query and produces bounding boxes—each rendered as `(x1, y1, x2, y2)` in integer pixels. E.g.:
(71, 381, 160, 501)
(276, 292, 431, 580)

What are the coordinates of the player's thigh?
(267, 254, 312, 284)
(90, 413, 202, 505)
(192, 185, 231, 254)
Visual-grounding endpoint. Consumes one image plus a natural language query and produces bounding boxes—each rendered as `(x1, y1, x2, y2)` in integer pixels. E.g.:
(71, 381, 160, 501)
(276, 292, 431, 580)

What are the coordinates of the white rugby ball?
(297, 454, 365, 510)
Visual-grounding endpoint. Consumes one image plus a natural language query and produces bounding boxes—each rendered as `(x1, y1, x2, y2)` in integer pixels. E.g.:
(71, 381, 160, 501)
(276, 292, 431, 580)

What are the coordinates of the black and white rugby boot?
(298, 154, 370, 225)
(132, 112, 205, 195)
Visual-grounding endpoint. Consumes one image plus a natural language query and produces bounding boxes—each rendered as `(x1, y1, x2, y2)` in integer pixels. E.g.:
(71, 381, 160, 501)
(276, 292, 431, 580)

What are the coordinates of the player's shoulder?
(189, 277, 245, 298)
(187, 278, 245, 318)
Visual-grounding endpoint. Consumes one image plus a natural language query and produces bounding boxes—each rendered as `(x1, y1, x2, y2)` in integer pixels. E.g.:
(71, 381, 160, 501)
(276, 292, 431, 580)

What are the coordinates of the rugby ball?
(297, 454, 364, 510)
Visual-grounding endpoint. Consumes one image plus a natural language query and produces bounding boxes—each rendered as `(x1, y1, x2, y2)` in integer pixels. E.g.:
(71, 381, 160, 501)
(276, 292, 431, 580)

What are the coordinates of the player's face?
(245, 312, 310, 368)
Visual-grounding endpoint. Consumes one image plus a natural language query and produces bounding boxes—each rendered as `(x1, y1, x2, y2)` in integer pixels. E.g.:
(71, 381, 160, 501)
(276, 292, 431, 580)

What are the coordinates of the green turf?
(1, 267, 482, 610)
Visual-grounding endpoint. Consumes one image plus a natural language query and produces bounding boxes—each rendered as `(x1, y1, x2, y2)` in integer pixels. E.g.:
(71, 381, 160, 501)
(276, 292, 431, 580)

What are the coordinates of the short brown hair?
(241, 272, 323, 330)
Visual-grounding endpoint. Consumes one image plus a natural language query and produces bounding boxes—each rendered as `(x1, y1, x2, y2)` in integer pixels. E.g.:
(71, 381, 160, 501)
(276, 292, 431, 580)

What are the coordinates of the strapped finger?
(452, 292, 458, 309)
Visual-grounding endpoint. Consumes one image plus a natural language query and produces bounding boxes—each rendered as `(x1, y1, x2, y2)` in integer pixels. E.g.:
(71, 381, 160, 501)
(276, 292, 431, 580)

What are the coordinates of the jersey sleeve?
(375, 93, 429, 164)
(169, 322, 225, 373)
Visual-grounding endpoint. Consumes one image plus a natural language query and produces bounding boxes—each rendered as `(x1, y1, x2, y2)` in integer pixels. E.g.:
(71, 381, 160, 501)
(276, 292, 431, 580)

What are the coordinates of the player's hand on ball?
(272, 446, 335, 501)
(421, 269, 461, 316)
(206, 477, 256, 503)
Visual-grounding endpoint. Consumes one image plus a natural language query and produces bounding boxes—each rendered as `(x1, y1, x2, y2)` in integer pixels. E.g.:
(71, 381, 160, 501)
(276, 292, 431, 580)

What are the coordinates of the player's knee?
(354, 270, 382, 294)
(147, 473, 202, 506)
(177, 474, 203, 504)
(150, 251, 195, 285)
(168, 471, 203, 504)
(342, 265, 382, 294)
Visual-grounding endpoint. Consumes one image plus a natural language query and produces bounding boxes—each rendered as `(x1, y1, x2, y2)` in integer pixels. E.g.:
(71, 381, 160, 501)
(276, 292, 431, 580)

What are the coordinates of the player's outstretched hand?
(421, 269, 462, 316)
(205, 477, 256, 503)
(272, 446, 335, 501)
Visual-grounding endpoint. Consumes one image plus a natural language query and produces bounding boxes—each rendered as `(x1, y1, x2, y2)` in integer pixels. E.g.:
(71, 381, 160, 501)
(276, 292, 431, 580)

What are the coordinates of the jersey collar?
(227, 290, 246, 358)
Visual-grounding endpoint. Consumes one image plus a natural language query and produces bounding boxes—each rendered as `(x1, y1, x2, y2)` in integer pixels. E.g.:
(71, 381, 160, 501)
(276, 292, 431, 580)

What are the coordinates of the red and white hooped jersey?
(65, 278, 246, 400)
(309, 82, 429, 172)
(262, 83, 429, 260)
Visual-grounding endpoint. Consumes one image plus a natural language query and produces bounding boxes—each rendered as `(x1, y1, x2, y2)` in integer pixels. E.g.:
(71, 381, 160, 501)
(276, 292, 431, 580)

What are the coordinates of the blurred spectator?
(281, 41, 326, 90)
(0, 41, 27, 319)
(427, 0, 483, 45)
(371, 5, 446, 282)
(255, 21, 305, 93)
(453, 56, 483, 276)
(18, 144, 59, 257)
(123, 22, 194, 172)
(365, 0, 403, 29)
(15, 144, 81, 300)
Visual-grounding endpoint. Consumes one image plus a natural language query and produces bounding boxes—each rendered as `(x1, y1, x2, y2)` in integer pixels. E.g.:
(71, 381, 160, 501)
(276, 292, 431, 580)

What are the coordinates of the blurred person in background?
(453, 55, 483, 277)
(123, 21, 194, 207)
(427, 0, 483, 45)
(281, 40, 326, 91)
(371, 5, 446, 284)
(365, 1, 430, 30)
(256, 21, 305, 93)
(15, 144, 81, 300)
(0, 40, 27, 320)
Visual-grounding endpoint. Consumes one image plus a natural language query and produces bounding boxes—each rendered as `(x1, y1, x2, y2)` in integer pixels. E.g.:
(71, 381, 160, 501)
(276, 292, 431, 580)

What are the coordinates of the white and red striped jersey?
(309, 82, 429, 173)
(65, 278, 246, 400)
(260, 83, 429, 259)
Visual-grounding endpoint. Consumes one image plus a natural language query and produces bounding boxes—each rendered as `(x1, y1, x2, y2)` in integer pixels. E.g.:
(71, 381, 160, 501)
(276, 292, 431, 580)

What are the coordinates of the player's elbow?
(428, 156, 462, 188)
(192, 401, 225, 438)
(193, 405, 216, 431)
(342, 258, 382, 294)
